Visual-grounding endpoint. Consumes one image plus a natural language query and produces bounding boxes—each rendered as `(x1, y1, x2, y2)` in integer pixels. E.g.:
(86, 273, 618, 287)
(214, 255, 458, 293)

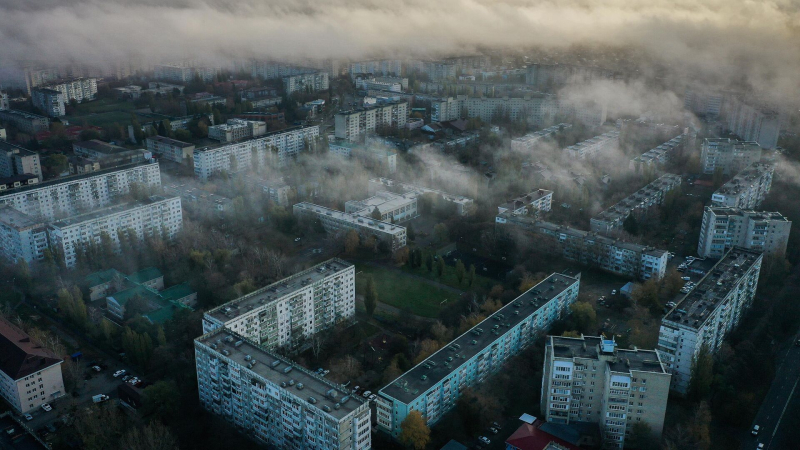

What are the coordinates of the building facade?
(498, 189, 554, 216)
(334, 102, 408, 141)
(31, 88, 66, 117)
(711, 163, 774, 209)
(0, 205, 49, 263)
(377, 273, 580, 437)
(145, 136, 195, 164)
(293, 203, 407, 251)
(724, 97, 780, 149)
(44, 78, 98, 104)
(697, 207, 791, 259)
(0, 110, 50, 134)
(345, 191, 418, 223)
(367, 178, 475, 216)
(349, 60, 403, 78)
(511, 124, 573, 153)
(283, 72, 330, 95)
(590, 174, 682, 234)
(0, 141, 42, 179)
(431, 97, 463, 123)
(630, 133, 689, 170)
(563, 131, 620, 160)
(203, 259, 355, 351)
(700, 138, 762, 176)
(208, 119, 267, 143)
(657, 247, 762, 393)
(541, 336, 671, 449)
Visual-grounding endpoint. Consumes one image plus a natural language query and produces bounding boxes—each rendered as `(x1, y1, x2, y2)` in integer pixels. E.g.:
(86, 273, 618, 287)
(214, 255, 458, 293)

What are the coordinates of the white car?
(91, 365, 102, 372)
(362, 391, 372, 398)
(479, 436, 491, 445)
(757, 444, 764, 449)
(369, 394, 377, 401)
(23, 414, 33, 421)
(113, 369, 126, 378)
(752, 425, 760, 436)
(41, 403, 52, 412)
(681, 276, 691, 281)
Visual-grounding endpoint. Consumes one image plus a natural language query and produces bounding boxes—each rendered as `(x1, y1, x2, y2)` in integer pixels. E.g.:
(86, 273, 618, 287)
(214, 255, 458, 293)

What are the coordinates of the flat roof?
(380, 273, 579, 404)
(512, 123, 572, 142)
(196, 328, 365, 420)
(564, 130, 619, 152)
(294, 203, 406, 235)
(194, 125, 317, 152)
(0, 161, 157, 198)
(499, 189, 553, 211)
(0, 205, 43, 230)
(714, 163, 774, 196)
(0, 141, 38, 156)
(707, 207, 788, 222)
(73, 140, 128, 154)
(663, 247, 762, 329)
(0, 109, 50, 121)
(205, 259, 353, 323)
(549, 335, 667, 374)
(146, 135, 195, 148)
(50, 195, 176, 228)
(369, 178, 474, 204)
(593, 174, 681, 223)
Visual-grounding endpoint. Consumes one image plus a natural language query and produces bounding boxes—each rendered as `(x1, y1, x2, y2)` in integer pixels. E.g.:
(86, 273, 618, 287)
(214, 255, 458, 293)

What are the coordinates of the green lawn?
(67, 99, 137, 127)
(402, 263, 495, 292)
(68, 111, 135, 128)
(355, 264, 456, 318)
(73, 98, 136, 114)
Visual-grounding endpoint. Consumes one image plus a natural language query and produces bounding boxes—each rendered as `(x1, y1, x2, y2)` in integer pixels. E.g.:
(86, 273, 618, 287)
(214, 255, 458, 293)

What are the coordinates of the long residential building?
(293, 203, 407, 251)
(349, 60, 403, 78)
(334, 102, 408, 141)
(367, 178, 475, 216)
(195, 329, 371, 450)
(711, 162, 774, 209)
(47, 195, 182, 267)
(497, 214, 669, 280)
(657, 247, 762, 393)
(283, 72, 330, 95)
(563, 131, 620, 160)
(145, 135, 195, 164)
(0, 109, 50, 134)
(207, 119, 267, 143)
(498, 189, 553, 216)
(697, 207, 791, 259)
(377, 273, 581, 437)
(154, 64, 218, 83)
(510, 124, 572, 153)
(0, 318, 65, 414)
(700, 138, 762, 176)
(724, 97, 780, 149)
(0, 141, 42, 179)
(345, 191, 418, 223)
(0, 161, 161, 221)
(193, 126, 320, 179)
(202, 259, 355, 351)
(541, 336, 671, 449)
(0, 205, 48, 263)
(590, 174, 682, 234)
(329, 140, 397, 174)
(31, 88, 66, 117)
(629, 133, 689, 170)
(44, 78, 97, 104)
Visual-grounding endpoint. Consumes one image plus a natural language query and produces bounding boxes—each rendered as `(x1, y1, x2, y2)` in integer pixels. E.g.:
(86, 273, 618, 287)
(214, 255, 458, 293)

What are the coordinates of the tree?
(623, 213, 639, 235)
(142, 381, 180, 422)
(371, 207, 382, 220)
(631, 279, 660, 311)
(399, 410, 430, 450)
(689, 344, 714, 401)
(344, 230, 360, 255)
(436, 256, 445, 278)
(407, 223, 416, 241)
(433, 223, 449, 243)
(394, 246, 410, 266)
(570, 302, 597, 333)
(119, 422, 178, 450)
(455, 259, 466, 284)
(364, 275, 378, 316)
(425, 253, 434, 272)
(626, 422, 657, 450)
(467, 264, 476, 287)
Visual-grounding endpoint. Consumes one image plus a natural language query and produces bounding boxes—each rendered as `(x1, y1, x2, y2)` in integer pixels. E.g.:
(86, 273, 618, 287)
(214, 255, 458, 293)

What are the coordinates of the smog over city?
(0, 1, 799, 450)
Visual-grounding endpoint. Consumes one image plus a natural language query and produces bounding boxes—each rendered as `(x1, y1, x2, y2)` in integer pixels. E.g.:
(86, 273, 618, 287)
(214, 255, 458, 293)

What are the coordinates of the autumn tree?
(344, 229, 360, 255)
(570, 302, 597, 334)
(689, 344, 714, 401)
(399, 410, 430, 450)
(119, 422, 179, 450)
(436, 256, 445, 278)
(467, 264, 476, 286)
(364, 275, 378, 316)
(455, 259, 466, 284)
(141, 381, 181, 422)
(433, 223, 449, 243)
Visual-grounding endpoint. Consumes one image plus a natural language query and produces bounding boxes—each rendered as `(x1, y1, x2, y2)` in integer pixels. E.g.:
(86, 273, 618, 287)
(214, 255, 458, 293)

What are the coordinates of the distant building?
(658, 247, 762, 393)
(145, 136, 195, 164)
(155, 64, 218, 83)
(700, 138, 762, 176)
(31, 88, 65, 117)
(408, 60, 457, 81)
(0, 205, 49, 263)
(697, 207, 791, 259)
(431, 97, 463, 122)
(0, 317, 65, 414)
(334, 101, 408, 141)
(195, 328, 372, 449)
(293, 202, 407, 251)
(163, 183, 233, 218)
(368, 177, 476, 216)
(376, 273, 580, 437)
(498, 189, 554, 216)
(590, 174, 682, 234)
(72, 140, 149, 168)
(349, 59, 403, 78)
(42, 78, 97, 104)
(329, 140, 397, 174)
(711, 162, 774, 209)
(683, 87, 724, 117)
(345, 191, 418, 223)
(630, 132, 690, 170)
(203, 259, 355, 351)
(207, 119, 267, 143)
(283, 72, 329, 95)
(563, 131, 620, 160)
(724, 97, 780, 149)
(511, 124, 573, 153)
(0, 141, 42, 179)
(0, 91, 8, 110)
(0, 109, 50, 135)
(541, 335, 671, 449)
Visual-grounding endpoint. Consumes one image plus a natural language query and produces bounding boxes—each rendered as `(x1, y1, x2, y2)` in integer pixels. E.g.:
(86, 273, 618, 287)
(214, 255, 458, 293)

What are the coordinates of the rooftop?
(512, 123, 572, 144)
(194, 125, 315, 153)
(146, 135, 195, 148)
(549, 335, 667, 374)
(707, 207, 789, 222)
(127, 267, 163, 284)
(205, 259, 353, 323)
(380, 273, 579, 404)
(663, 247, 763, 329)
(50, 195, 176, 228)
(369, 178, 474, 205)
(564, 130, 619, 153)
(0, 140, 38, 157)
(0, 109, 50, 121)
(0, 161, 157, 198)
(499, 189, 553, 211)
(0, 205, 44, 231)
(714, 163, 774, 196)
(592, 174, 681, 224)
(505, 419, 581, 450)
(0, 317, 62, 380)
(294, 203, 407, 235)
(196, 328, 365, 420)
(73, 139, 128, 155)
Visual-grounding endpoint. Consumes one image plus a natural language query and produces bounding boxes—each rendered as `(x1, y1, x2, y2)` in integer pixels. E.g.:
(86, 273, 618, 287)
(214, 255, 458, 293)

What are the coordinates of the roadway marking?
(768, 375, 800, 450)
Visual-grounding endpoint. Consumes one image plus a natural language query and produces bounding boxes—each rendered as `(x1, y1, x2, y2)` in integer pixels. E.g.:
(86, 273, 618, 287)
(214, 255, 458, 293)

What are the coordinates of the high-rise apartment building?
(145, 136, 195, 164)
(293, 203, 407, 251)
(0, 161, 161, 221)
(0, 109, 50, 135)
(195, 329, 372, 450)
(207, 119, 267, 142)
(334, 102, 408, 141)
(630, 133, 690, 170)
(193, 126, 319, 179)
(0, 205, 49, 263)
(657, 247, 762, 393)
(0, 141, 42, 179)
(377, 273, 580, 437)
(541, 335, 671, 449)
(31, 88, 66, 117)
(154, 64, 218, 83)
(283, 72, 330, 95)
(510, 124, 572, 153)
(431, 97, 463, 122)
(590, 174, 682, 234)
(724, 97, 780, 149)
(349, 60, 403, 79)
(202, 259, 355, 351)
(43, 78, 98, 104)
(697, 207, 791, 259)
(711, 162, 774, 209)
(497, 189, 554, 216)
(700, 138, 762, 176)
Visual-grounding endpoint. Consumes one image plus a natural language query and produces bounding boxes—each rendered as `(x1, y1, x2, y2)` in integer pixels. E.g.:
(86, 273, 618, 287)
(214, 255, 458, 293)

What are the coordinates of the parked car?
(92, 394, 110, 403)
(121, 375, 130, 381)
(489, 427, 498, 434)
(492, 421, 501, 429)
(40, 403, 52, 412)
(369, 394, 377, 401)
(681, 276, 691, 281)
(23, 414, 33, 421)
(91, 366, 102, 372)
(113, 369, 126, 378)
(611, 290, 617, 295)
(362, 391, 372, 398)
(478, 436, 491, 445)
(352, 385, 360, 394)
(751, 425, 760, 436)
(294, 237, 301, 242)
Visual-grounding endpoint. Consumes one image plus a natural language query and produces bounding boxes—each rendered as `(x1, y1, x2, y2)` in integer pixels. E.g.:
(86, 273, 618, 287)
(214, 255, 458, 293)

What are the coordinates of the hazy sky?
(0, 0, 798, 104)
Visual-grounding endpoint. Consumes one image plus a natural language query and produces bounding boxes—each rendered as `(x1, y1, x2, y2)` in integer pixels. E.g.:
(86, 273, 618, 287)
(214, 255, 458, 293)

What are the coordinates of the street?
(744, 335, 800, 450)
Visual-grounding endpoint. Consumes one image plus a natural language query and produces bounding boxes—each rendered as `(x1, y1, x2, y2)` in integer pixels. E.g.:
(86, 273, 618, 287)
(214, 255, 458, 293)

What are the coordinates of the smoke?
(0, 0, 798, 106)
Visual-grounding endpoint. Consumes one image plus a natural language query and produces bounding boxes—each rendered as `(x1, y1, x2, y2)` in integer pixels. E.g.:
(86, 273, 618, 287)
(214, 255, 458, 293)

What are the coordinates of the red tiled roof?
(0, 318, 62, 380)
(506, 421, 581, 450)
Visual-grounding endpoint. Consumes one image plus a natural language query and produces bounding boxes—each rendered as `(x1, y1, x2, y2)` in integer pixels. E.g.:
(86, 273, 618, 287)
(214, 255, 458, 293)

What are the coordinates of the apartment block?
(498, 189, 554, 216)
(698, 207, 790, 259)
(47, 195, 182, 267)
(458, 95, 557, 125)
(329, 140, 397, 174)
(355, 78, 403, 93)
(207, 119, 267, 143)
(349, 60, 403, 78)
(563, 131, 620, 160)
(629, 133, 689, 170)
(334, 102, 408, 141)
(684, 87, 724, 117)
(251, 61, 311, 80)
(72, 140, 149, 168)
(431, 97, 463, 123)
(0, 141, 42, 179)
(367, 178, 475, 216)
(590, 174, 682, 234)
(511, 124, 572, 153)
(44, 78, 97, 104)
(408, 60, 457, 81)
(293, 203, 407, 251)
(31, 88, 65, 117)
(377, 273, 580, 436)
(195, 329, 371, 450)
(0, 205, 49, 263)
(0, 109, 50, 135)
(657, 247, 762, 393)
(145, 136, 195, 164)
(0, 91, 8, 110)
(496, 215, 668, 281)
(0, 318, 65, 414)
(345, 191, 418, 223)
(711, 163, 774, 209)
(0, 161, 161, 220)
(700, 138, 762, 176)
(203, 259, 355, 351)
(541, 336, 670, 449)
(283, 72, 330, 95)
(724, 97, 780, 149)
(193, 126, 320, 179)
(155, 64, 218, 83)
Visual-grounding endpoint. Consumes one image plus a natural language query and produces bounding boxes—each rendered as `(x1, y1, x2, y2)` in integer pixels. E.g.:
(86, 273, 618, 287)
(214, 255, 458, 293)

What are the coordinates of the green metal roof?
(143, 305, 177, 324)
(85, 269, 122, 288)
(160, 283, 195, 302)
(127, 267, 163, 284)
(108, 285, 160, 307)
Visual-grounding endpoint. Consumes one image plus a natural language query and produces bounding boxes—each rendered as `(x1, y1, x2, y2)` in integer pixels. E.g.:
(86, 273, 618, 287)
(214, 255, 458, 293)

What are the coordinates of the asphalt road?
(745, 334, 800, 450)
